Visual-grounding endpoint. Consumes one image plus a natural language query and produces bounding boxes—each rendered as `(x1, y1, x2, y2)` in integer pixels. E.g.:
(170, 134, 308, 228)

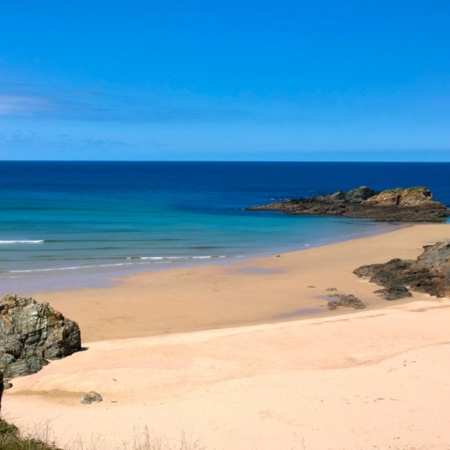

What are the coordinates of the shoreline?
(4, 223, 450, 449)
(21, 222, 443, 343)
(0, 217, 400, 296)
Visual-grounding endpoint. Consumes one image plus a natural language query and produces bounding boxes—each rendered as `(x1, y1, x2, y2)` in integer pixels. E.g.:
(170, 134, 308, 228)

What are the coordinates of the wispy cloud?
(0, 82, 254, 124)
(0, 94, 54, 116)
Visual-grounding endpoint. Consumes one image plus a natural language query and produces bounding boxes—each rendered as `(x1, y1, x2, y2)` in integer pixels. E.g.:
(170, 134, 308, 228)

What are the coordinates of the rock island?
(247, 186, 449, 222)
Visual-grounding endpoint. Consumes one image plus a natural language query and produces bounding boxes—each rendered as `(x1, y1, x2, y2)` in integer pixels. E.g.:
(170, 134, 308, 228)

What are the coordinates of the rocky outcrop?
(374, 284, 413, 301)
(327, 293, 366, 310)
(247, 186, 448, 222)
(354, 241, 450, 299)
(0, 295, 81, 378)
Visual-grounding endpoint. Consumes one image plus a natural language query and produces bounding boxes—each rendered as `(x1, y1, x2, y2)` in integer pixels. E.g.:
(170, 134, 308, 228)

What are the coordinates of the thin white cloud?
(0, 94, 52, 116)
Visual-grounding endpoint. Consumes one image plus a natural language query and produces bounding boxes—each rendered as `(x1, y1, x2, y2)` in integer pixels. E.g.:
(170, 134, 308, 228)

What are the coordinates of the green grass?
(0, 418, 61, 450)
(0, 419, 205, 450)
(380, 186, 427, 195)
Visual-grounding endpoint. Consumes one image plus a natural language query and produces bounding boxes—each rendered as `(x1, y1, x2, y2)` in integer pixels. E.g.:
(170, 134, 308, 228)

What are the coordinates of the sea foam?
(0, 240, 44, 244)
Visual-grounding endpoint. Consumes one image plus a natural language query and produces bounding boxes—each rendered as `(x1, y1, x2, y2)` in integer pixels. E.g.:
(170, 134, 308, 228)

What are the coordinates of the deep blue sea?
(1, 161, 449, 294)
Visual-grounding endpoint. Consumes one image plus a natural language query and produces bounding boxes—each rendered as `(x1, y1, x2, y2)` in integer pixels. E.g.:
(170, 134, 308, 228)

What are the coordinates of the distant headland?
(247, 186, 449, 222)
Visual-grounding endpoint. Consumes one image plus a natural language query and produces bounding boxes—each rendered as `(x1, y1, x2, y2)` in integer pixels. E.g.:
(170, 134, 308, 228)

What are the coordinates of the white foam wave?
(0, 240, 44, 244)
(10, 262, 136, 273)
(140, 256, 166, 260)
(139, 255, 228, 261)
(8, 255, 234, 275)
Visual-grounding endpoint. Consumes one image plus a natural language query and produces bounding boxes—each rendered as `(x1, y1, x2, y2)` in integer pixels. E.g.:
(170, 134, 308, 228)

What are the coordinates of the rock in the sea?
(327, 294, 366, 310)
(344, 186, 377, 203)
(80, 391, 103, 404)
(0, 295, 81, 378)
(247, 186, 448, 222)
(354, 241, 450, 298)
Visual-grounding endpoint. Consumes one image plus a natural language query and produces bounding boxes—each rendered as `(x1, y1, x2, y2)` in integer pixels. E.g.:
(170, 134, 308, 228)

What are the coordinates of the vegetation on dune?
(0, 418, 205, 450)
(0, 418, 61, 450)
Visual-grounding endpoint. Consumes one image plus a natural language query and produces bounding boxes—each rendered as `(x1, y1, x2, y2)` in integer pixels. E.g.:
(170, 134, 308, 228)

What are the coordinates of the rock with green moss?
(0, 295, 81, 378)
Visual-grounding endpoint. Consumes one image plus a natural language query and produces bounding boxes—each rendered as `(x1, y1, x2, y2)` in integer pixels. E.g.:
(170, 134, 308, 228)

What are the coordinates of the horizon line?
(0, 160, 449, 164)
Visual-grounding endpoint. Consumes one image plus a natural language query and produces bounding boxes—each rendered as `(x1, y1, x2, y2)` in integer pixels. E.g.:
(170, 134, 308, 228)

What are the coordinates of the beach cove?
(3, 223, 450, 449)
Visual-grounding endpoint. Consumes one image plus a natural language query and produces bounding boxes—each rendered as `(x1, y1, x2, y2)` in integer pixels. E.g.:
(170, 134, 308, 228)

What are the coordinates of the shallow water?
(1, 161, 448, 294)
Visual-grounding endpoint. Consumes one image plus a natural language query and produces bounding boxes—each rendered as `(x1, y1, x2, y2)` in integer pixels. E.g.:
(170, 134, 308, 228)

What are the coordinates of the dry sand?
(3, 223, 450, 449)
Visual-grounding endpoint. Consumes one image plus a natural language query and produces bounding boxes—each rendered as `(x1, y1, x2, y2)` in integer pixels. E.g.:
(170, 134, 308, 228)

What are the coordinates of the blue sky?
(1, 1, 450, 161)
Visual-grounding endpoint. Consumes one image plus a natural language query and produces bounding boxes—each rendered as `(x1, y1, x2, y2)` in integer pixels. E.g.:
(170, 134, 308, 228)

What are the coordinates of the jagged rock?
(354, 241, 450, 298)
(0, 295, 81, 378)
(354, 258, 417, 287)
(345, 186, 377, 203)
(80, 391, 103, 404)
(247, 186, 448, 222)
(374, 284, 413, 300)
(364, 187, 433, 207)
(327, 294, 366, 310)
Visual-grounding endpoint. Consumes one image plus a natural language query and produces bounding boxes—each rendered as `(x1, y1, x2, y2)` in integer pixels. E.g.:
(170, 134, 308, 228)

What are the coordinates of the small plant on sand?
(0, 418, 61, 450)
(0, 419, 205, 450)
(130, 426, 205, 450)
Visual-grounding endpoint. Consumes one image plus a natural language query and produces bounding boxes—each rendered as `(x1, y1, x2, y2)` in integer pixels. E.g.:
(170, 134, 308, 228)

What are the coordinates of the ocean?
(1, 161, 449, 294)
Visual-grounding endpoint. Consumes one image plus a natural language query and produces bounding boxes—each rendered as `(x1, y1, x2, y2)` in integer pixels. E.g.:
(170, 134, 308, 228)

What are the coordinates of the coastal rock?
(327, 294, 366, 310)
(345, 186, 377, 203)
(0, 295, 81, 378)
(247, 186, 448, 222)
(374, 284, 413, 300)
(354, 241, 450, 298)
(80, 391, 103, 404)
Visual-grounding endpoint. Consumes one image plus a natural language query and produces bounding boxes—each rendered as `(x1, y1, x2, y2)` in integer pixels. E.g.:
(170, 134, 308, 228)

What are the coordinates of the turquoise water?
(1, 161, 448, 294)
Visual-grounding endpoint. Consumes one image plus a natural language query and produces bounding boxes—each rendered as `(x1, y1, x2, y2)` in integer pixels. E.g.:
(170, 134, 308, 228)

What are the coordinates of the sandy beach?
(3, 223, 450, 449)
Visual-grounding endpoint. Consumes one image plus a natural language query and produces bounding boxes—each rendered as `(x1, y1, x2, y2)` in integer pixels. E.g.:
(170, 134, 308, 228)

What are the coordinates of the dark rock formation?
(247, 186, 449, 222)
(374, 284, 413, 300)
(327, 293, 366, 310)
(354, 241, 450, 298)
(80, 391, 103, 404)
(0, 295, 81, 378)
